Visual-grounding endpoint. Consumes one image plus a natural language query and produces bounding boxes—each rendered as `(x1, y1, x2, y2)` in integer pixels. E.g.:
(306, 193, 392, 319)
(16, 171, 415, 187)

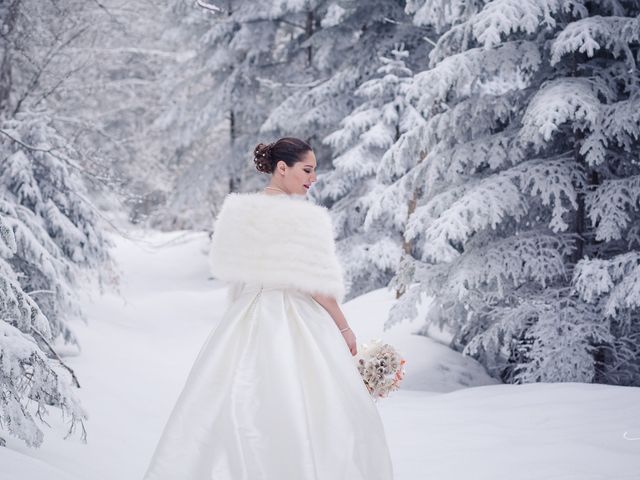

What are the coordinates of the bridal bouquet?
(355, 339, 406, 399)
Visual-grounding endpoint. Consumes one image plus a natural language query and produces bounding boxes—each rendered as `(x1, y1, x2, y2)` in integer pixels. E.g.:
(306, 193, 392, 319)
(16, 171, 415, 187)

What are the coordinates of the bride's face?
(277, 150, 317, 195)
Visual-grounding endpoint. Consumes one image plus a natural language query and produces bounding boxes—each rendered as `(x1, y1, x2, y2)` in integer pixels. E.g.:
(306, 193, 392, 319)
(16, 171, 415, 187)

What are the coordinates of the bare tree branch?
(0, 127, 114, 184)
(31, 327, 81, 388)
(32, 57, 92, 109)
(255, 76, 328, 89)
(90, 0, 116, 20)
(196, 0, 224, 13)
(13, 24, 90, 115)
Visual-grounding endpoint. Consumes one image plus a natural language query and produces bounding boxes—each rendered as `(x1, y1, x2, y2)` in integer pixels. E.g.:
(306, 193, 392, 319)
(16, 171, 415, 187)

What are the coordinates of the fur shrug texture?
(209, 192, 345, 303)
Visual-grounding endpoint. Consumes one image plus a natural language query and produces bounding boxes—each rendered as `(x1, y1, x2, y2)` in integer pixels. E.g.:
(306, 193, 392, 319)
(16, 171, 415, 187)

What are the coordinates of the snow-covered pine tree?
(0, 115, 113, 447)
(261, 1, 423, 154)
(154, 2, 426, 230)
(0, 209, 86, 448)
(149, 0, 325, 228)
(374, 0, 640, 385)
(0, 0, 112, 446)
(313, 45, 424, 298)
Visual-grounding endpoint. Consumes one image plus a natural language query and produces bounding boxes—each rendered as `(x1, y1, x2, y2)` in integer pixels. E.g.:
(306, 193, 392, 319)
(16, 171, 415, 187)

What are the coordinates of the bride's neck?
(263, 185, 288, 195)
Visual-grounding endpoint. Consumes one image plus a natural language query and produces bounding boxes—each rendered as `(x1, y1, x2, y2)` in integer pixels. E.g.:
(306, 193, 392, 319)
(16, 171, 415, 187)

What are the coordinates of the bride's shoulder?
(213, 192, 336, 249)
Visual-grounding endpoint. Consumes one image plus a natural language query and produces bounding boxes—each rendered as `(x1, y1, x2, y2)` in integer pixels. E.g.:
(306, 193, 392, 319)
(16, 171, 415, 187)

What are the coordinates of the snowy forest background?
(1, 0, 640, 450)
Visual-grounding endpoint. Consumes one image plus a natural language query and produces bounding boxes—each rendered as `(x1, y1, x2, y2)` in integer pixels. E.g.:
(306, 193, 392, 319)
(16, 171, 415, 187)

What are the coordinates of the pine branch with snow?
(375, 0, 640, 385)
(313, 43, 423, 299)
(1, 1, 112, 443)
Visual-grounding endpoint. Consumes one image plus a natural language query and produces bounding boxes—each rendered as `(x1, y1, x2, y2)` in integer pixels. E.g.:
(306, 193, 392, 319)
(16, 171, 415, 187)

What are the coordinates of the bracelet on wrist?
(339, 326, 351, 333)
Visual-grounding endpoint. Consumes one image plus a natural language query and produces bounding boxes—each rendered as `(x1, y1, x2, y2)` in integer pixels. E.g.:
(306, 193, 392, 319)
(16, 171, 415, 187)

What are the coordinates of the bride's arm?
(311, 293, 358, 355)
(311, 293, 348, 329)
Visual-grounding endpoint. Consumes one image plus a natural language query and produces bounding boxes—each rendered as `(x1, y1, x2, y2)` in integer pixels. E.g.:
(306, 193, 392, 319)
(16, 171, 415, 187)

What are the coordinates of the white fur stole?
(209, 192, 345, 303)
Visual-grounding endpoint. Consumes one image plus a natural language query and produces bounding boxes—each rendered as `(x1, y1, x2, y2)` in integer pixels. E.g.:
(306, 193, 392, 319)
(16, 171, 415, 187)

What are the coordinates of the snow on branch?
(428, 0, 588, 63)
(407, 0, 483, 32)
(407, 174, 527, 263)
(602, 95, 640, 152)
(416, 129, 525, 191)
(465, 289, 610, 383)
(520, 78, 600, 147)
(574, 252, 640, 318)
(551, 15, 640, 67)
(195, 0, 223, 13)
(587, 175, 640, 242)
(457, 231, 576, 294)
(506, 157, 585, 232)
(409, 41, 541, 105)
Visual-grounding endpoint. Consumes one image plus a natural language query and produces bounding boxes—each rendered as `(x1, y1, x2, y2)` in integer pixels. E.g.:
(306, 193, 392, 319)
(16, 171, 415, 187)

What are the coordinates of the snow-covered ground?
(2, 230, 639, 480)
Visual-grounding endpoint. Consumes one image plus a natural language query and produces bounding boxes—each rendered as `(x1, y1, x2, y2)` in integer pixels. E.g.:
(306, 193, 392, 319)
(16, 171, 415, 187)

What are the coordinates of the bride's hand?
(342, 328, 357, 356)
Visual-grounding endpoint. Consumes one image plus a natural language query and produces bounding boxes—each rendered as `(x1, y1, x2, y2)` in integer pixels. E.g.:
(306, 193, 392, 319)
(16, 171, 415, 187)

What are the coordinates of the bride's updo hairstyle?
(254, 137, 312, 174)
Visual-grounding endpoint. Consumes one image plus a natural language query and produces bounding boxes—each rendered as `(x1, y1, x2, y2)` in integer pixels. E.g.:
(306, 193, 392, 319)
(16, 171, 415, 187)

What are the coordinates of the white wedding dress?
(143, 280, 394, 480)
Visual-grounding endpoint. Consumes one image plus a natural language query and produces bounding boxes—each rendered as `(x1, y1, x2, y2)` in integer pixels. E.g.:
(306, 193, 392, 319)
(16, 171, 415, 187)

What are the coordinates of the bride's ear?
(277, 160, 286, 176)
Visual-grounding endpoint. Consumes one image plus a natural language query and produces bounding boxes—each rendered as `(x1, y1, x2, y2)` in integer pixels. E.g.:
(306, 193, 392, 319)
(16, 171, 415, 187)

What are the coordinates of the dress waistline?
(238, 282, 297, 295)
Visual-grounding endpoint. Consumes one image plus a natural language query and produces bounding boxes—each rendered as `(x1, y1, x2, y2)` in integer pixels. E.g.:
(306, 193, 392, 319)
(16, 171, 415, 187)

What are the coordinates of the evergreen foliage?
(314, 45, 423, 298)
(1, 0, 112, 447)
(377, 0, 640, 384)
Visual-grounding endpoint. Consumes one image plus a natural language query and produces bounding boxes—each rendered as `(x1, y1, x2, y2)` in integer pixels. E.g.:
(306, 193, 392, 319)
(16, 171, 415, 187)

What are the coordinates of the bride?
(142, 137, 394, 480)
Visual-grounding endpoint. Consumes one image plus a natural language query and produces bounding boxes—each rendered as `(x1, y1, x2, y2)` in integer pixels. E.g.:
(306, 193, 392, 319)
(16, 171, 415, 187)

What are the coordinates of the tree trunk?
(396, 149, 427, 298)
(229, 108, 236, 145)
(0, 0, 21, 113)
(305, 10, 314, 67)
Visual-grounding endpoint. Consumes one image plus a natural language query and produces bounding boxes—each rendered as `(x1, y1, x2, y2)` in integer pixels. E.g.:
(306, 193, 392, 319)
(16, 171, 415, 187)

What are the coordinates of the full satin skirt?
(142, 282, 394, 480)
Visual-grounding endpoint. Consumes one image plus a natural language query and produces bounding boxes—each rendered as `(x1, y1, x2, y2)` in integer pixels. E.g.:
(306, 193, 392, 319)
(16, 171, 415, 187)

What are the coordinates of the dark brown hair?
(254, 137, 312, 174)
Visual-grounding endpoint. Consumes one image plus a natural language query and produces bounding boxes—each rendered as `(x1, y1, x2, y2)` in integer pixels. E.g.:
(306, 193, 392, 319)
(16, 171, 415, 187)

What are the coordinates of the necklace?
(264, 186, 288, 195)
